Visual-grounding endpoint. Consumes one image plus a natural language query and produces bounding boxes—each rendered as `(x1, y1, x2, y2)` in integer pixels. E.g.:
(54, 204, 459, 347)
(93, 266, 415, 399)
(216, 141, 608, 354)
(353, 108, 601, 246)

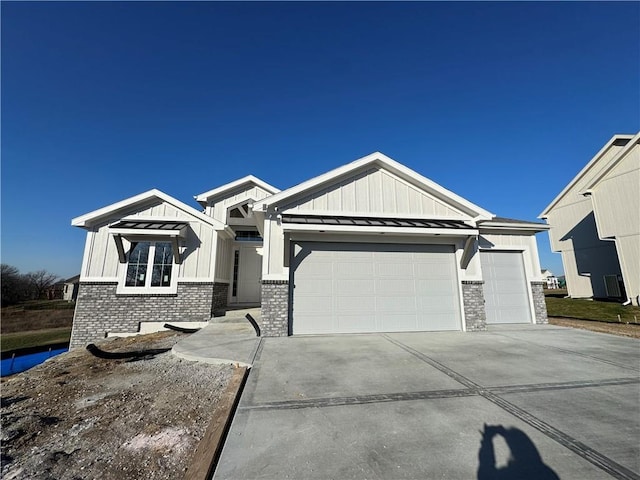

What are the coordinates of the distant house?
(46, 282, 65, 300)
(70, 152, 550, 348)
(540, 133, 640, 305)
(541, 269, 559, 289)
(63, 275, 80, 302)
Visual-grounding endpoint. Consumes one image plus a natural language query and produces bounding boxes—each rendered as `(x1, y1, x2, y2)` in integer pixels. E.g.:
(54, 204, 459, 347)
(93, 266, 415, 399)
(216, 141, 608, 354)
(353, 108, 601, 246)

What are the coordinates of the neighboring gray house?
(540, 133, 640, 306)
(70, 152, 549, 348)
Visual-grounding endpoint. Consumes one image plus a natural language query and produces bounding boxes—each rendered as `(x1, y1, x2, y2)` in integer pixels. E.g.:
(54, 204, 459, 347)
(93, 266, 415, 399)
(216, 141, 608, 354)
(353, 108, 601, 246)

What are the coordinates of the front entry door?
(236, 245, 262, 304)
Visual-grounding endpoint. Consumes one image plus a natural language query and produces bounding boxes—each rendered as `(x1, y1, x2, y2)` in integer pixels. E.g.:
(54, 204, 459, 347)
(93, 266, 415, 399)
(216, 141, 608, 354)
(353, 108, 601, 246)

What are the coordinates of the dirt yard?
(1, 332, 236, 480)
(549, 317, 640, 338)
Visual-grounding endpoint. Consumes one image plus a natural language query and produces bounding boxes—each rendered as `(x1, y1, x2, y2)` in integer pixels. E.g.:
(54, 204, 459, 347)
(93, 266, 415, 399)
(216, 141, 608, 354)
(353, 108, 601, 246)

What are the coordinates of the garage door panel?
(334, 262, 375, 278)
(375, 262, 414, 277)
(292, 242, 462, 334)
(336, 295, 376, 313)
(376, 295, 418, 313)
(415, 279, 457, 295)
(416, 294, 459, 311)
(379, 313, 417, 331)
(335, 315, 377, 332)
(294, 278, 333, 295)
(480, 251, 531, 324)
(294, 295, 333, 313)
(375, 278, 415, 295)
(418, 313, 460, 331)
(335, 278, 376, 295)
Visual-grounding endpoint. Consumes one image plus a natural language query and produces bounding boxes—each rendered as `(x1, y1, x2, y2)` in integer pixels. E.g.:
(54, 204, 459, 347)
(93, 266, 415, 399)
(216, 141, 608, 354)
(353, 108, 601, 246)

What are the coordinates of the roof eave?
(581, 132, 640, 192)
(255, 152, 494, 219)
(539, 133, 636, 218)
(71, 189, 224, 229)
(194, 175, 280, 205)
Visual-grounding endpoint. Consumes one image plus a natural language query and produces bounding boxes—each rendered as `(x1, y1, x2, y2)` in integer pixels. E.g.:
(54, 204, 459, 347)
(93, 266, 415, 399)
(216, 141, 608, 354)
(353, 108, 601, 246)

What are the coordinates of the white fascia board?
(72, 189, 224, 229)
(539, 134, 636, 218)
(281, 223, 479, 237)
(581, 132, 640, 193)
(254, 152, 494, 219)
(194, 175, 280, 205)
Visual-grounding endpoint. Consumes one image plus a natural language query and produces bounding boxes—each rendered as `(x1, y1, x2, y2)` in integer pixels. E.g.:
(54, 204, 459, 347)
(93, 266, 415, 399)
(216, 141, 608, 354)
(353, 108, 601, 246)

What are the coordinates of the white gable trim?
(539, 134, 635, 218)
(195, 175, 280, 205)
(582, 132, 640, 193)
(255, 152, 494, 220)
(71, 189, 224, 229)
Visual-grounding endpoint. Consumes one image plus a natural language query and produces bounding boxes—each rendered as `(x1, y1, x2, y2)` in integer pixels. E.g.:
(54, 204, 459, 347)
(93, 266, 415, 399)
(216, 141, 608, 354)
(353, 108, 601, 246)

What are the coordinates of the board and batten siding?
(214, 236, 233, 283)
(80, 200, 217, 281)
(282, 167, 467, 218)
(544, 142, 628, 300)
(589, 143, 640, 304)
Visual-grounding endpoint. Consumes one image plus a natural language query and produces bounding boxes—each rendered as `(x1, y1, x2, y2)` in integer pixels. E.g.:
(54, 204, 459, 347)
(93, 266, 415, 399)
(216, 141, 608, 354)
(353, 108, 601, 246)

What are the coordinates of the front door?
(236, 245, 262, 304)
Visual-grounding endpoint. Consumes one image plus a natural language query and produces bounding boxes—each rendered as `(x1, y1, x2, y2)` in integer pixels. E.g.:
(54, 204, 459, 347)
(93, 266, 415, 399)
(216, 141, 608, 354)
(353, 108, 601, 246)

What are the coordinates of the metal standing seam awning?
(280, 214, 479, 269)
(280, 214, 473, 230)
(108, 219, 189, 264)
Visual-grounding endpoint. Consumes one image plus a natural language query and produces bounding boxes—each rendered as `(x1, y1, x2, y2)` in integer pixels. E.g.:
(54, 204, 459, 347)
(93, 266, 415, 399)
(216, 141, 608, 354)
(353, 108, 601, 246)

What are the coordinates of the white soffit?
(194, 175, 280, 205)
(255, 152, 494, 220)
(71, 189, 224, 229)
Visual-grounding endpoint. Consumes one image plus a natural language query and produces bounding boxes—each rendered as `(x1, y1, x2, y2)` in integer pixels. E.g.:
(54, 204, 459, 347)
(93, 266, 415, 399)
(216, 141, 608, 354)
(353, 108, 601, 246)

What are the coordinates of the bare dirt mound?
(1, 332, 234, 480)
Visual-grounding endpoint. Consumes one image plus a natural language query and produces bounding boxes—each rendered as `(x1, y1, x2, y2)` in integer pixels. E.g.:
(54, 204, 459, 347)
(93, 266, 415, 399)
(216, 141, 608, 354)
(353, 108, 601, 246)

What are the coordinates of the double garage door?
(290, 242, 462, 334)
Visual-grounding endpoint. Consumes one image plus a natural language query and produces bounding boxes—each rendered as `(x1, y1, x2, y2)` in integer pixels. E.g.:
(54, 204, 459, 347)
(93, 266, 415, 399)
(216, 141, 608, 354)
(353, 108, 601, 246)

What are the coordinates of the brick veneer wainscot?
(69, 282, 215, 349)
(260, 280, 289, 336)
(462, 280, 487, 331)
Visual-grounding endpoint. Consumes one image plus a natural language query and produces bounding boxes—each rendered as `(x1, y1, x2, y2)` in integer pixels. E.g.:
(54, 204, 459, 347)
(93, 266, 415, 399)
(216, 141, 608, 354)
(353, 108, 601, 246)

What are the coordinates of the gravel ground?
(549, 316, 640, 338)
(1, 332, 234, 480)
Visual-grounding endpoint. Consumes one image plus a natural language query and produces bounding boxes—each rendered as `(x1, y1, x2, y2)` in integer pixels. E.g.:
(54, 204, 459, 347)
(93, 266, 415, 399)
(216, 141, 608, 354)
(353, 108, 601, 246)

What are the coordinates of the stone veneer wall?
(462, 281, 487, 331)
(70, 282, 215, 349)
(530, 281, 548, 324)
(212, 282, 229, 315)
(260, 280, 289, 336)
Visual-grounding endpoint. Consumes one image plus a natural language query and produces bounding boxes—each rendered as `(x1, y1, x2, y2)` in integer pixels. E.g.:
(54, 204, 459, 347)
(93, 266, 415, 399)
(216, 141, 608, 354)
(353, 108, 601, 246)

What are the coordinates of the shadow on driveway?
(478, 423, 560, 480)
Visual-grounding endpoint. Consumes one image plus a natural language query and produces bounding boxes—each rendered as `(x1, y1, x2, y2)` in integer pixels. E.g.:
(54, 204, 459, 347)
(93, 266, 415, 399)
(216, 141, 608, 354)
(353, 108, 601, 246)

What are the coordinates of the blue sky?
(2, 1, 639, 280)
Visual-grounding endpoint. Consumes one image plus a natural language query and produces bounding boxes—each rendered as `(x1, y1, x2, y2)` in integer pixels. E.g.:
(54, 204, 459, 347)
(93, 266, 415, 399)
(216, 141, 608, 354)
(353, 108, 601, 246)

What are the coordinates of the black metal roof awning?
(108, 219, 188, 264)
(281, 214, 469, 229)
(109, 220, 188, 231)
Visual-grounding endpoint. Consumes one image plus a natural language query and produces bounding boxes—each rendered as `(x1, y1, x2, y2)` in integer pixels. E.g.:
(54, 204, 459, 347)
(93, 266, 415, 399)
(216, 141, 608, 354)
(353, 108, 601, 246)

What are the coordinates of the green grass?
(1, 327, 72, 353)
(545, 297, 640, 323)
(3, 300, 75, 312)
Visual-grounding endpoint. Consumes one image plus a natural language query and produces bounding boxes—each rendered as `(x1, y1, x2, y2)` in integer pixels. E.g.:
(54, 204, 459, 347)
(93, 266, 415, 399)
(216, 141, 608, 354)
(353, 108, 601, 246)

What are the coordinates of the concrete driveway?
(214, 325, 640, 479)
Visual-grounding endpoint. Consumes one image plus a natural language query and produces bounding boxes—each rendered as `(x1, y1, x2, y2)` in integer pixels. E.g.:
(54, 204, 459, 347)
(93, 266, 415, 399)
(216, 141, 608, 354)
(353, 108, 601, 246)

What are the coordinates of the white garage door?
(291, 242, 461, 334)
(480, 250, 532, 324)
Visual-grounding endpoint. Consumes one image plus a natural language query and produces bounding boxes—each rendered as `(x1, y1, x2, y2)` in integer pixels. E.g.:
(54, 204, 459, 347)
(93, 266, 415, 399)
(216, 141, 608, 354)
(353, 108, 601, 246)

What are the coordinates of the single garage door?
(480, 250, 532, 324)
(291, 242, 461, 334)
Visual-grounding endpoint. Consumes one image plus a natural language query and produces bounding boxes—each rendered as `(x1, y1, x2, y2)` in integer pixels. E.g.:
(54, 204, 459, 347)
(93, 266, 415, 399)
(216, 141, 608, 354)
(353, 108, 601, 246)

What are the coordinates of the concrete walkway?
(215, 325, 640, 480)
(171, 308, 261, 368)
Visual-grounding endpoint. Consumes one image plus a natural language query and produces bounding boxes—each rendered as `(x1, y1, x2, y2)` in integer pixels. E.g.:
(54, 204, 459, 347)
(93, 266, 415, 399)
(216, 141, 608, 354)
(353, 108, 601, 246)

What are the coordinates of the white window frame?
(116, 240, 178, 295)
